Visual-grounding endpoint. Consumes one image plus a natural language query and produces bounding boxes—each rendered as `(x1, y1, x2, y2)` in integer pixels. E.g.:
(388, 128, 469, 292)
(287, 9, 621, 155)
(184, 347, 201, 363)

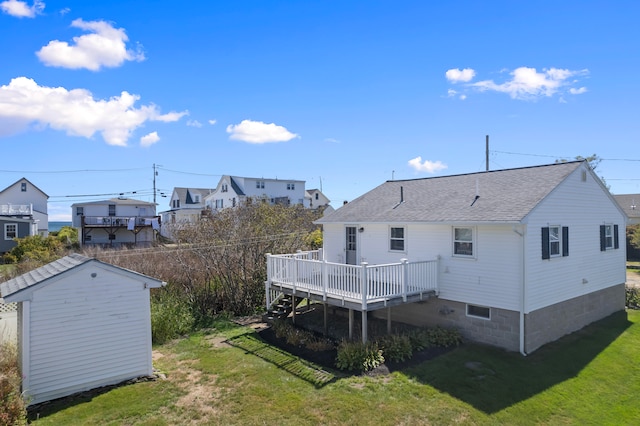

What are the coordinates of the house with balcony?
(159, 187, 214, 238)
(0, 178, 48, 253)
(266, 161, 627, 354)
(204, 175, 308, 211)
(72, 198, 160, 248)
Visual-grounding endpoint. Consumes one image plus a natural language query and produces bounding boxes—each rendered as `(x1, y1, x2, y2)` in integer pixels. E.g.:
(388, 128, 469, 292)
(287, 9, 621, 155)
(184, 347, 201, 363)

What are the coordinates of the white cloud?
(140, 131, 160, 147)
(445, 68, 476, 83)
(187, 119, 202, 128)
(408, 157, 448, 173)
(0, 0, 43, 18)
(324, 137, 340, 143)
(208, 119, 217, 125)
(569, 87, 588, 95)
(36, 19, 145, 71)
(226, 119, 299, 144)
(0, 77, 187, 146)
(471, 67, 589, 100)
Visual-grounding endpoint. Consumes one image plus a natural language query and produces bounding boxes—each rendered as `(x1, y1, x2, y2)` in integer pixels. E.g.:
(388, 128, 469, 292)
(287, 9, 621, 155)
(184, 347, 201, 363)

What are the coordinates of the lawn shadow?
(401, 311, 632, 414)
(226, 332, 338, 388)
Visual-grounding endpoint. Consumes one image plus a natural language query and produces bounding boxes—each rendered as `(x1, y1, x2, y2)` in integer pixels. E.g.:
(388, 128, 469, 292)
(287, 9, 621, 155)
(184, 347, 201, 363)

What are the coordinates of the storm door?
(345, 226, 357, 265)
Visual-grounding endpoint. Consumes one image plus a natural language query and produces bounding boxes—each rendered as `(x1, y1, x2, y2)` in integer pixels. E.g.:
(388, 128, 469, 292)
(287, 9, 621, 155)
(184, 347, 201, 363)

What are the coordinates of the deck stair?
(263, 295, 293, 322)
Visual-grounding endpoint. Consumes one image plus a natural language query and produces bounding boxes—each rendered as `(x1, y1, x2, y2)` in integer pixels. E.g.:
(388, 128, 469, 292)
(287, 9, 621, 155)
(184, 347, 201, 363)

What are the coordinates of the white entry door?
(345, 226, 357, 265)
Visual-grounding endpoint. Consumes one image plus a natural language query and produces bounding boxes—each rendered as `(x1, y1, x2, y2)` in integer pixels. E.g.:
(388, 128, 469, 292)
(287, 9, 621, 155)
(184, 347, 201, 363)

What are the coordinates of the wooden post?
(361, 311, 368, 343)
(292, 296, 296, 325)
(323, 303, 328, 336)
(387, 307, 392, 334)
(348, 309, 354, 340)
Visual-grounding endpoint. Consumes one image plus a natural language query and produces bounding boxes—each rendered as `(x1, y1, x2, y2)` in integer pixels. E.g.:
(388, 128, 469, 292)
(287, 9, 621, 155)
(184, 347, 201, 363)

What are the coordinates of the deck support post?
(292, 296, 296, 325)
(387, 307, 392, 334)
(401, 258, 408, 302)
(361, 311, 368, 343)
(348, 309, 354, 340)
(323, 303, 328, 336)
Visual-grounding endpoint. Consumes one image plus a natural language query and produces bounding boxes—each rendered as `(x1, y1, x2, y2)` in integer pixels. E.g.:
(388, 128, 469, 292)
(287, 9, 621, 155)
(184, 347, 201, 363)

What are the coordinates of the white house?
(266, 161, 627, 354)
(305, 188, 331, 209)
(72, 198, 160, 248)
(159, 187, 214, 238)
(0, 254, 165, 405)
(0, 178, 48, 253)
(204, 175, 308, 211)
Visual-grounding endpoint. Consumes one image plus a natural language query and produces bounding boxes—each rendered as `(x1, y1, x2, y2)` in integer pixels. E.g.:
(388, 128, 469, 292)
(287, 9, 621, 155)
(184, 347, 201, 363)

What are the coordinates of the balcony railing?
(81, 216, 161, 228)
(0, 204, 33, 216)
(266, 250, 438, 311)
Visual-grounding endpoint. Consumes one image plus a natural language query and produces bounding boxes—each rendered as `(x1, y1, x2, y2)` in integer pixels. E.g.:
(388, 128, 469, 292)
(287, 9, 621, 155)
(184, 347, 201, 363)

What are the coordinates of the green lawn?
(29, 311, 640, 425)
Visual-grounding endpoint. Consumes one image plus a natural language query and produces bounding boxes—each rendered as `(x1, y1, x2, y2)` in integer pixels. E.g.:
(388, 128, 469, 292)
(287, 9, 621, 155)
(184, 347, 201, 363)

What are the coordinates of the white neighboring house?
(266, 161, 627, 354)
(72, 198, 160, 248)
(159, 187, 213, 238)
(204, 176, 308, 211)
(0, 178, 48, 248)
(305, 188, 331, 209)
(0, 254, 165, 405)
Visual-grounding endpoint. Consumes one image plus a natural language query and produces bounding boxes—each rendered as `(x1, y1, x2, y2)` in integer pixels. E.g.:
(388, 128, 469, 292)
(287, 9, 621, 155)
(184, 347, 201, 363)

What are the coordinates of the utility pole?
(486, 135, 489, 171)
(153, 164, 158, 204)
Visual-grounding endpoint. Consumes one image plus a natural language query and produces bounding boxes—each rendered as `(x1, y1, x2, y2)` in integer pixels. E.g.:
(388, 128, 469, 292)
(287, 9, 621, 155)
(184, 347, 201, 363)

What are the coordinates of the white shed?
(0, 254, 165, 405)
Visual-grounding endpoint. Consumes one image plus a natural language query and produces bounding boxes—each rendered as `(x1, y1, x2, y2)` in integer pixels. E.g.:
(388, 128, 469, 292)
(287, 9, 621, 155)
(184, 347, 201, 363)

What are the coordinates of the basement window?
(466, 304, 490, 320)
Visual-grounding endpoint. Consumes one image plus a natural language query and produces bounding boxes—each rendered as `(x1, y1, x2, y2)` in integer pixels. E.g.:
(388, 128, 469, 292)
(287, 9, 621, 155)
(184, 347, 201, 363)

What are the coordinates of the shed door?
(345, 226, 357, 265)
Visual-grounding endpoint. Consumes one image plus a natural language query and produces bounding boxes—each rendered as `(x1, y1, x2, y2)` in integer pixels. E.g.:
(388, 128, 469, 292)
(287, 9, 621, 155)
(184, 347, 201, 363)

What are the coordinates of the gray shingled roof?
(317, 161, 585, 224)
(0, 253, 91, 298)
(613, 194, 640, 221)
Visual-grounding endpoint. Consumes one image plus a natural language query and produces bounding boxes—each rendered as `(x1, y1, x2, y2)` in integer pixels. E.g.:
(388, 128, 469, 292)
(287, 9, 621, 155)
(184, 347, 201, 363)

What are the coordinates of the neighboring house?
(613, 193, 640, 259)
(204, 175, 308, 211)
(159, 187, 213, 237)
(72, 198, 160, 248)
(613, 194, 640, 225)
(266, 161, 627, 354)
(0, 178, 49, 251)
(305, 188, 331, 209)
(0, 254, 165, 405)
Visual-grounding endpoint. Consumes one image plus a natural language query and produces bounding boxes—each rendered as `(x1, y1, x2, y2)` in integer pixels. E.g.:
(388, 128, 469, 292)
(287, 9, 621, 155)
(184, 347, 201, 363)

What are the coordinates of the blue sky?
(1, 0, 639, 221)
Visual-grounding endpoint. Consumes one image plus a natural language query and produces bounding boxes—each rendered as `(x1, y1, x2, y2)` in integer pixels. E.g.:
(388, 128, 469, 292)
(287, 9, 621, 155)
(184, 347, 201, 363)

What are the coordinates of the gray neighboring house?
(0, 178, 49, 254)
(0, 254, 165, 405)
(267, 161, 627, 354)
(613, 194, 640, 225)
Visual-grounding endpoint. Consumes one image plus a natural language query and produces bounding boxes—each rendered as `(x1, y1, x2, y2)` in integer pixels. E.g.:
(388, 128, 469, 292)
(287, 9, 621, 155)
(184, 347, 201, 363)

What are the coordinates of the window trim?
(600, 224, 619, 251)
(21, 182, 27, 192)
(389, 226, 406, 252)
(542, 225, 569, 260)
(4, 223, 17, 240)
(453, 226, 475, 258)
(466, 304, 491, 320)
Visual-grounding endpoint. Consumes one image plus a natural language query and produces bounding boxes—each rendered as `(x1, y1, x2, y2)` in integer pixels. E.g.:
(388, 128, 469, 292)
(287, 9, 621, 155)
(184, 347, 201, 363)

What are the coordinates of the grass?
(27, 311, 640, 425)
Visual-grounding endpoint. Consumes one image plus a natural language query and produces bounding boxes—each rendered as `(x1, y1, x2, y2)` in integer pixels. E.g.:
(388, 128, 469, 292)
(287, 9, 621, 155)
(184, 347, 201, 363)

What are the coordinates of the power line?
(0, 167, 148, 174)
(491, 150, 640, 162)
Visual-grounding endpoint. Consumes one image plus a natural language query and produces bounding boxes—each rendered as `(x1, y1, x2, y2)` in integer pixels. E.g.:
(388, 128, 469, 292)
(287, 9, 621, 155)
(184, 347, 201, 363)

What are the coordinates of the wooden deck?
(265, 250, 439, 313)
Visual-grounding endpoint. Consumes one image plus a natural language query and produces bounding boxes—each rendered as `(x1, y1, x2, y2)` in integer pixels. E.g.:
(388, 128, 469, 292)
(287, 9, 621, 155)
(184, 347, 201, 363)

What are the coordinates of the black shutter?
(600, 225, 606, 251)
(562, 226, 569, 257)
(614, 224, 619, 249)
(542, 227, 550, 260)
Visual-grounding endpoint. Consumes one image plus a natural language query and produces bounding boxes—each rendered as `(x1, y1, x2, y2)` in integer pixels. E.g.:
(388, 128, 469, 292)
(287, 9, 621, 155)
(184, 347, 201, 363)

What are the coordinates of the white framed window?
(215, 199, 224, 209)
(389, 227, 405, 251)
(542, 226, 569, 259)
(600, 224, 619, 251)
(256, 181, 265, 189)
(21, 182, 27, 192)
(76, 206, 84, 216)
(453, 227, 474, 257)
(4, 223, 17, 240)
(466, 304, 490, 320)
(108, 204, 116, 216)
(287, 183, 295, 190)
(194, 195, 200, 203)
(221, 184, 228, 193)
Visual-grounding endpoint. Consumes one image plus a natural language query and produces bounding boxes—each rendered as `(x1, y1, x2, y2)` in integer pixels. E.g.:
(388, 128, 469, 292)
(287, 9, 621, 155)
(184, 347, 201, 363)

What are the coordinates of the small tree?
(3, 235, 64, 265)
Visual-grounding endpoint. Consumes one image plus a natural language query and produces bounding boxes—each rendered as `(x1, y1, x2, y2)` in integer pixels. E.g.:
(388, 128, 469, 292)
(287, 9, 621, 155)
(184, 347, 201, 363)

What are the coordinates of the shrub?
(405, 328, 433, 352)
(626, 287, 640, 309)
(150, 286, 195, 344)
(271, 320, 335, 351)
(0, 343, 27, 425)
(377, 334, 413, 362)
(425, 326, 463, 348)
(335, 340, 384, 372)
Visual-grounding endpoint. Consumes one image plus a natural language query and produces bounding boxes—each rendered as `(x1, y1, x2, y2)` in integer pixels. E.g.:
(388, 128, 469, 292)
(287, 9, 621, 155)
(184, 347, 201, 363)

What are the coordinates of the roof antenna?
(470, 178, 480, 206)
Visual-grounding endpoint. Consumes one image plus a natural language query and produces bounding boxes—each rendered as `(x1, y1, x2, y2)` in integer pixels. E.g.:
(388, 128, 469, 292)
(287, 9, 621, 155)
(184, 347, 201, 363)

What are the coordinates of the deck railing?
(266, 250, 438, 310)
(82, 216, 160, 227)
(0, 204, 32, 216)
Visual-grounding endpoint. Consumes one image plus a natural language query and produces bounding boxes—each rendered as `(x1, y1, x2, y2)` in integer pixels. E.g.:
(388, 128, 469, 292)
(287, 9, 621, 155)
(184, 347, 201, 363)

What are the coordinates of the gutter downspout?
(513, 225, 528, 356)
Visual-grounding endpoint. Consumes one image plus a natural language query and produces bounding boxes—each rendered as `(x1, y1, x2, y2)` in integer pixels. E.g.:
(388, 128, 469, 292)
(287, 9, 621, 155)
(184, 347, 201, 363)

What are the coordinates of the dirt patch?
(627, 269, 640, 288)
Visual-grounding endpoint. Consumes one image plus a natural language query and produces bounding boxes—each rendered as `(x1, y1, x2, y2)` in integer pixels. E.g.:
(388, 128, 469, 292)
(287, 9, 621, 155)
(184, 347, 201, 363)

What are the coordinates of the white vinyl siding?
(22, 264, 154, 405)
(524, 165, 627, 313)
